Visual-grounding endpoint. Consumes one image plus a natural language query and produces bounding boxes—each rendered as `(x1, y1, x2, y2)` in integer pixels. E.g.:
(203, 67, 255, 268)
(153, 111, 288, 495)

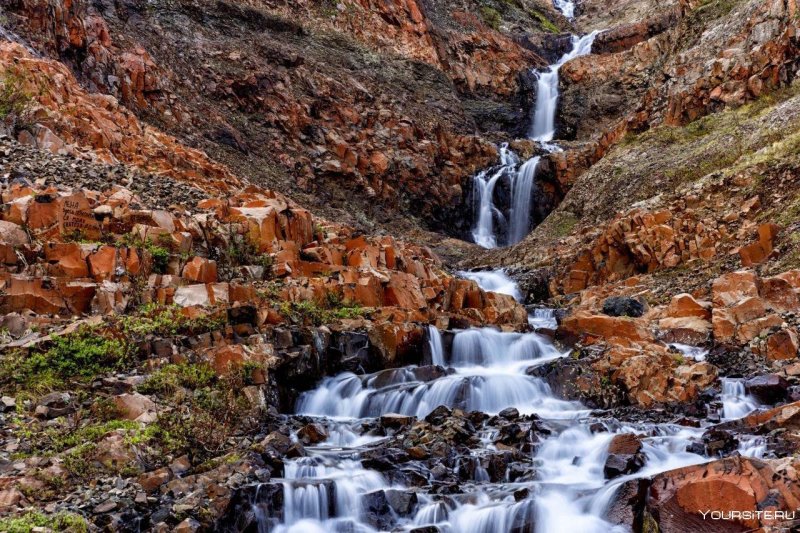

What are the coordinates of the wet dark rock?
(604, 433, 645, 478)
(702, 428, 739, 457)
(329, 330, 370, 372)
(385, 489, 418, 516)
(296, 423, 328, 445)
(745, 374, 789, 404)
(381, 413, 415, 429)
(362, 490, 394, 530)
(362, 448, 411, 471)
(425, 405, 453, 425)
(498, 407, 520, 420)
(216, 482, 284, 532)
(602, 297, 644, 318)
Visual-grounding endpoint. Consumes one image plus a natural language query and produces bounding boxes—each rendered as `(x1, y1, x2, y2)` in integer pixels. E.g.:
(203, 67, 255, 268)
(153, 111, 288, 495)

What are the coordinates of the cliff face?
(2, 0, 567, 240)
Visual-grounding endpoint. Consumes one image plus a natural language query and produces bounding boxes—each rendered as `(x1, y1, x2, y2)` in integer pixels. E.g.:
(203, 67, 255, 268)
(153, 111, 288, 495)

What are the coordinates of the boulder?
(602, 297, 644, 318)
(182, 257, 218, 283)
(666, 293, 712, 320)
(604, 433, 645, 479)
(644, 456, 800, 531)
(113, 393, 157, 422)
(745, 375, 789, 404)
(766, 329, 799, 361)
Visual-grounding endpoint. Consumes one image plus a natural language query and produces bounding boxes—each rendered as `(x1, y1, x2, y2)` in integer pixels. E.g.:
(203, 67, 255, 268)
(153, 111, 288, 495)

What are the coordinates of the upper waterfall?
(529, 31, 599, 141)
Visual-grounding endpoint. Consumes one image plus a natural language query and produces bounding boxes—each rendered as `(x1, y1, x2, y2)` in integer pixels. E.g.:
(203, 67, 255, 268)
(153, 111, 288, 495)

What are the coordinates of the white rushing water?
(472, 145, 518, 248)
(457, 270, 522, 301)
(552, 0, 576, 19)
(258, 271, 722, 532)
(720, 378, 760, 421)
(529, 31, 599, 142)
(508, 156, 541, 245)
(471, 25, 599, 249)
(426, 325, 445, 366)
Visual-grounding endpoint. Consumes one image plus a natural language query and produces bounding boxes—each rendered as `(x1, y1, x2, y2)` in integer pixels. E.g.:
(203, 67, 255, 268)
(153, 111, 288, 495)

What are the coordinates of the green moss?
(480, 6, 502, 29)
(137, 363, 217, 396)
(119, 304, 226, 337)
(0, 70, 31, 120)
(278, 298, 366, 326)
(0, 327, 130, 393)
(528, 9, 559, 33)
(0, 511, 87, 533)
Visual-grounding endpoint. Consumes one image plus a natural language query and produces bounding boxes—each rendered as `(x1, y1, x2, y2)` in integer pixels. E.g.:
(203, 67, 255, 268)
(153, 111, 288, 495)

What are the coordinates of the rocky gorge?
(1, 0, 800, 531)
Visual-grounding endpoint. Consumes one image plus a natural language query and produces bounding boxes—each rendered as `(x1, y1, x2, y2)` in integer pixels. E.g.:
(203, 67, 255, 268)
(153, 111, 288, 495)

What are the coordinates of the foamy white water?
(529, 31, 599, 141)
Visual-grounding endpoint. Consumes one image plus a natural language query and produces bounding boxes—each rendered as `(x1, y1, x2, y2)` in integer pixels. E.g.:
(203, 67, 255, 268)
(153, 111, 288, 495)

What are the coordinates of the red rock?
(182, 256, 218, 283)
(658, 316, 711, 345)
(666, 293, 711, 319)
(561, 312, 653, 343)
(759, 276, 799, 312)
(88, 245, 118, 281)
(645, 457, 800, 531)
(138, 467, 173, 492)
(58, 192, 102, 240)
(712, 271, 759, 307)
(113, 393, 156, 422)
(766, 329, 799, 361)
(44, 242, 89, 278)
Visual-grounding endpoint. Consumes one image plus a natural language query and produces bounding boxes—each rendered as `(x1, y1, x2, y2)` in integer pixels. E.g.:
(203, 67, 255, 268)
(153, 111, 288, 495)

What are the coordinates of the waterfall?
(720, 378, 760, 421)
(426, 325, 445, 367)
(529, 31, 599, 141)
(472, 145, 518, 248)
(258, 270, 725, 532)
(508, 156, 541, 245)
(458, 269, 522, 301)
(552, 0, 576, 19)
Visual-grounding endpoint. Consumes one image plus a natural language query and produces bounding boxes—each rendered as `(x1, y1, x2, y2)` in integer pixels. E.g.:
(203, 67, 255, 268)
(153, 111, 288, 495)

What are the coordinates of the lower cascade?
(245, 272, 769, 532)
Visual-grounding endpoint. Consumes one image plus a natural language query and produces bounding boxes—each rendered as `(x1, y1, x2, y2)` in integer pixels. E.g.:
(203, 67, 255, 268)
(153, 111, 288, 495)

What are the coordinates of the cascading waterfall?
(252, 271, 735, 532)
(552, 0, 576, 19)
(720, 378, 760, 421)
(470, 25, 599, 249)
(457, 269, 522, 301)
(472, 145, 518, 248)
(507, 156, 541, 245)
(529, 31, 599, 142)
(426, 325, 445, 367)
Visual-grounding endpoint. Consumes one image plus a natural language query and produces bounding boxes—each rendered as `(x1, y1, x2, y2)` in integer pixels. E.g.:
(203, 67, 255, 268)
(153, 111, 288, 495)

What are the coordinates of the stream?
(240, 2, 767, 531)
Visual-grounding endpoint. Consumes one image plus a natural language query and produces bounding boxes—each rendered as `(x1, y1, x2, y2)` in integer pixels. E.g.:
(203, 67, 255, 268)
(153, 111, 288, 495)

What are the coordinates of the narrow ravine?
(472, 1, 598, 249)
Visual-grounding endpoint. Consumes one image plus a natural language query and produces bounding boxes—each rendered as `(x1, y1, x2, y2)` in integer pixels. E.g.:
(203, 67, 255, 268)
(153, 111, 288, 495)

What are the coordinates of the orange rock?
(729, 296, 767, 324)
(712, 308, 736, 342)
(44, 242, 89, 278)
(384, 271, 427, 310)
(766, 328, 799, 361)
(113, 393, 156, 422)
(666, 293, 711, 319)
(658, 316, 711, 345)
(182, 257, 218, 283)
(759, 276, 800, 312)
(561, 312, 653, 343)
(27, 194, 60, 231)
(712, 270, 759, 307)
(88, 246, 118, 281)
(646, 457, 800, 531)
(58, 192, 102, 240)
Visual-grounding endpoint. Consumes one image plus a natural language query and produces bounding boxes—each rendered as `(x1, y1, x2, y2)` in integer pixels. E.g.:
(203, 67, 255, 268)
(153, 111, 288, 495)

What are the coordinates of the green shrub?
(138, 363, 217, 396)
(0, 71, 31, 120)
(0, 327, 129, 393)
(0, 511, 87, 533)
(480, 6, 502, 29)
